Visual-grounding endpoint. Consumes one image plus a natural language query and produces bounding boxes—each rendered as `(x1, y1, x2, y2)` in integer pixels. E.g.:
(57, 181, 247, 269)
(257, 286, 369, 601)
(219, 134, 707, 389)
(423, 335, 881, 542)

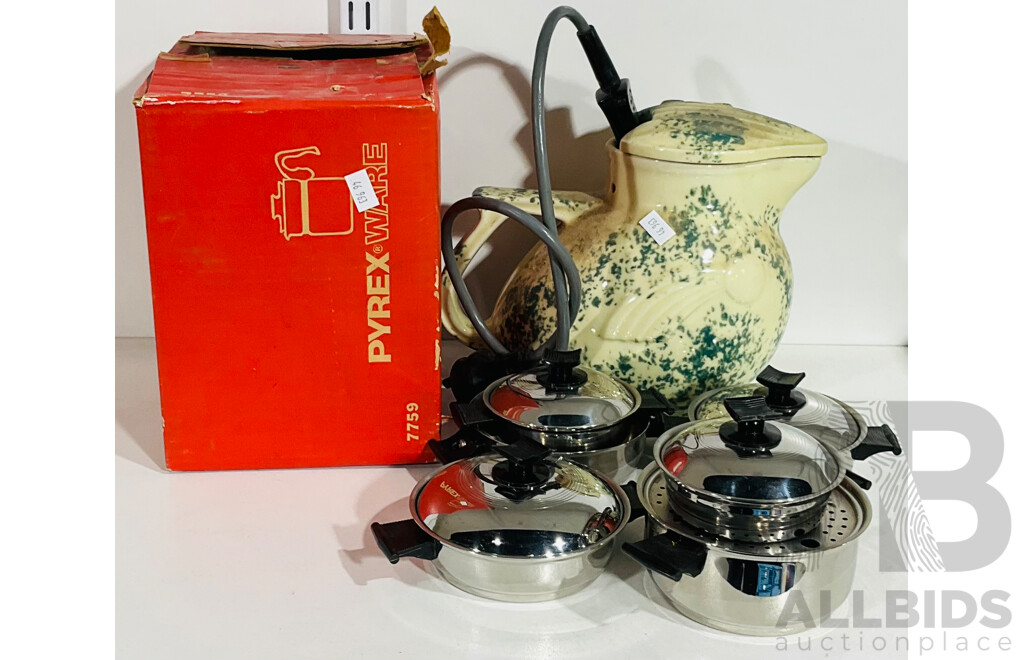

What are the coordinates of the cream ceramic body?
(443, 102, 826, 405)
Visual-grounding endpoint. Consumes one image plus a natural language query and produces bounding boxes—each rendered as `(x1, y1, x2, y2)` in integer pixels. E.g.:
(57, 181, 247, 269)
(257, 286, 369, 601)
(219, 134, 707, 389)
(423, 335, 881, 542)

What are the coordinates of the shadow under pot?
(653, 396, 848, 543)
(429, 349, 673, 482)
(622, 462, 871, 635)
(688, 365, 902, 484)
(371, 440, 632, 602)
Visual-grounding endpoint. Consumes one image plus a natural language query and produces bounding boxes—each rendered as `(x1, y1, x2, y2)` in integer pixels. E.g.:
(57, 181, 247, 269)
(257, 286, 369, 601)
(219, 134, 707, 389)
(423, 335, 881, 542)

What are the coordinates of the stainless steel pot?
(371, 441, 632, 602)
(430, 351, 672, 481)
(688, 365, 902, 481)
(623, 463, 871, 635)
(652, 396, 847, 542)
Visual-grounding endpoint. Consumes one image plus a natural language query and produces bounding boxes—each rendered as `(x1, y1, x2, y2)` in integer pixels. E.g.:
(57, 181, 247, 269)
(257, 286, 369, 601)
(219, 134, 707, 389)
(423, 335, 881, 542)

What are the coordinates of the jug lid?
(620, 101, 827, 164)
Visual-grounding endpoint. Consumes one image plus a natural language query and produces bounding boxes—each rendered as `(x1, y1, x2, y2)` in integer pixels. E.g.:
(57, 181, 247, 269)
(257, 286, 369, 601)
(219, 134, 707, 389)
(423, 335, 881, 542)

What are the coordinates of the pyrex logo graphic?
(361, 143, 391, 364)
(270, 146, 356, 240)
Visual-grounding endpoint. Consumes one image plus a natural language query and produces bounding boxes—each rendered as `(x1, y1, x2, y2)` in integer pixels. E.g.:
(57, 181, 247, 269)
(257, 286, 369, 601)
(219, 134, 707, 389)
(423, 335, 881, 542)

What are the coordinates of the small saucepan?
(371, 440, 634, 602)
(430, 349, 672, 481)
(622, 462, 871, 635)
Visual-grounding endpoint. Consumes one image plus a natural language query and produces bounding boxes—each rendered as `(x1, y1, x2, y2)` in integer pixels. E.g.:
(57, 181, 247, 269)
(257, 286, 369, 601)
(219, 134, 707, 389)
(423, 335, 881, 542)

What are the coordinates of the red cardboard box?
(134, 30, 445, 470)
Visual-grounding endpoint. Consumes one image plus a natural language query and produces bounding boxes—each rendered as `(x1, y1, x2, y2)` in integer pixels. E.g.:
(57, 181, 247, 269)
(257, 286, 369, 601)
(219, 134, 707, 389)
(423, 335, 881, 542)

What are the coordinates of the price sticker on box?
(638, 209, 676, 246)
(345, 168, 381, 213)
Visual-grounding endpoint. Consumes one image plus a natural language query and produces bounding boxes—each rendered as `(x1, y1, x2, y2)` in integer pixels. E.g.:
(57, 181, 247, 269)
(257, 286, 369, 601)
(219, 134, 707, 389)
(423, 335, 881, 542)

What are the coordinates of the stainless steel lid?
(483, 365, 640, 433)
(687, 366, 867, 453)
(411, 442, 629, 558)
(655, 397, 844, 507)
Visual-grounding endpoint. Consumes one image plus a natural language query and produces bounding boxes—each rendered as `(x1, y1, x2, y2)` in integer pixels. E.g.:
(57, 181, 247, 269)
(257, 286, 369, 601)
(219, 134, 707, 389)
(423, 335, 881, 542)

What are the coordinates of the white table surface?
(116, 338, 908, 660)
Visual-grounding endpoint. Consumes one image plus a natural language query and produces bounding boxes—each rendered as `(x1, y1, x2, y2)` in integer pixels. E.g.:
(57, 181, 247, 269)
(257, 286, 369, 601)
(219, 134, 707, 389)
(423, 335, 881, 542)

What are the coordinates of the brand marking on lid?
(439, 480, 461, 500)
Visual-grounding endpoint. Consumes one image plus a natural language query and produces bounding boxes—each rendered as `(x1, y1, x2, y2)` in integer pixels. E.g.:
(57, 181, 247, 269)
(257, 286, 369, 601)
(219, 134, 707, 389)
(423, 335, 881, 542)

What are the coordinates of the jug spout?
(731, 155, 823, 219)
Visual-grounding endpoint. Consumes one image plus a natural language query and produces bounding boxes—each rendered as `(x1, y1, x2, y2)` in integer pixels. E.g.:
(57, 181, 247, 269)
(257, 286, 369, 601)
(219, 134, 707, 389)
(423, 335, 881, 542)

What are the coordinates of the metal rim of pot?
(652, 396, 849, 542)
(620, 463, 872, 635)
(371, 440, 633, 601)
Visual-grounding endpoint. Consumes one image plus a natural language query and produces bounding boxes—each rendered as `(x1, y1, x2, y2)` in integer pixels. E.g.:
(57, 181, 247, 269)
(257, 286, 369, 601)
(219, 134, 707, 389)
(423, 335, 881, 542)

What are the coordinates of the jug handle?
(441, 186, 604, 347)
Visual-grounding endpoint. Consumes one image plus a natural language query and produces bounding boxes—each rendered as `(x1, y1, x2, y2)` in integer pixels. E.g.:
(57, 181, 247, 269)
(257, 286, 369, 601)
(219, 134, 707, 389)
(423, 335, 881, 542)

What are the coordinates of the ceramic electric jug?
(442, 101, 826, 405)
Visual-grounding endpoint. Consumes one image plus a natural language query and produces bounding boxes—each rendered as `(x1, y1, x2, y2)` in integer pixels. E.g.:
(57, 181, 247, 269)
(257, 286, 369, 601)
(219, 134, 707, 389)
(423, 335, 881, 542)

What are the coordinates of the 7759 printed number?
(406, 402, 420, 441)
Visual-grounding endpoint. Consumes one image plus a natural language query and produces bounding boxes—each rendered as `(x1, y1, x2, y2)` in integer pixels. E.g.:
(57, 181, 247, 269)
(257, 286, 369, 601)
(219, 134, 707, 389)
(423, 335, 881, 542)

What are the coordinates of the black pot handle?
(450, 396, 493, 428)
(637, 388, 674, 437)
(371, 520, 441, 564)
(442, 349, 540, 403)
(620, 481, 647, 523)
(845, 468, 873, 490)
(622, 532, 708, 582)
(427, 428, 495, 464)
(850, 424, 902, 461)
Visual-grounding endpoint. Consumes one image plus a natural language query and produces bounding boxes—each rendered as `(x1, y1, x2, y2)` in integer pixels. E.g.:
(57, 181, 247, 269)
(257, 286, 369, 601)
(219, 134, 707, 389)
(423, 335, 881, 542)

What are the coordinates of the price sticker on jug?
(638, 209, 676, 246)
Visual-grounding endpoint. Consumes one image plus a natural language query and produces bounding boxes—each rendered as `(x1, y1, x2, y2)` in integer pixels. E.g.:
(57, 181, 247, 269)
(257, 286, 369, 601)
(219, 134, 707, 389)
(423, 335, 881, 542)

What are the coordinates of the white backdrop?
(115, 0, 907, 345)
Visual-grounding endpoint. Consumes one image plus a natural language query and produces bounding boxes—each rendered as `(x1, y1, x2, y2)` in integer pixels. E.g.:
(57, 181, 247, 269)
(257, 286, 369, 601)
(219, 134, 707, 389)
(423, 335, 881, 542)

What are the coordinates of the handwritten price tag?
(344, 168, 381, 213)
(638, 209, 676, 246)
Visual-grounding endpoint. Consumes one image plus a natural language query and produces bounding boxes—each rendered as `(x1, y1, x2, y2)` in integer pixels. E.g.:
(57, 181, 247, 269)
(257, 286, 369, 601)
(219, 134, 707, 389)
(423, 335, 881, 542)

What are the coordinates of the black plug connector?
(596, 79, 639, 144)
(577, 25, 639, 143)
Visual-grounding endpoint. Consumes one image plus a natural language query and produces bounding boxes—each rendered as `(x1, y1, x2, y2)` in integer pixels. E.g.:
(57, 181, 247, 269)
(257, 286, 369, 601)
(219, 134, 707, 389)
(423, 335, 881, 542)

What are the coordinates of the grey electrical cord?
(530, 6, 589, 352)
(442, 6, 629, 357)
(441, 197, 581, 356)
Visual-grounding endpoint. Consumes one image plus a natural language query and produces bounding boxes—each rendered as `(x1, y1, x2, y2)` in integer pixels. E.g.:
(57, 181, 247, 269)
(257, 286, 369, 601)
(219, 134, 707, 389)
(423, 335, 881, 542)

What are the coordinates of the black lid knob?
(537, 348, 588, 393)
(492, 440, 553, 488)
(720, 396, 784, 448)
(756, 365, 807, 414)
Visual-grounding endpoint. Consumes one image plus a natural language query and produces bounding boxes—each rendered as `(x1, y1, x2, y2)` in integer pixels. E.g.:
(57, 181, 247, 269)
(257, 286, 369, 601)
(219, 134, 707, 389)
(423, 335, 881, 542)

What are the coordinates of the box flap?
(178, 32, 427, 51)
(135, 7, 449, 108)
(178, 6, 448, 75)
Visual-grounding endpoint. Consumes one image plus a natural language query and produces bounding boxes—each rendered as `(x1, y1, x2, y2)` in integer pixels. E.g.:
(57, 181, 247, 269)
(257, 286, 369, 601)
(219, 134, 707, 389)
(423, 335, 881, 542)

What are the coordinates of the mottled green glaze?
(442, 102, 826, 406)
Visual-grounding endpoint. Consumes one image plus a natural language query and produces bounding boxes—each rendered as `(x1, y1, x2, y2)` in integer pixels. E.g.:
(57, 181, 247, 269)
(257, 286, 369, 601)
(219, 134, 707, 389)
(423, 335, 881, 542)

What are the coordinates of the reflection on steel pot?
(371, 440, 633, 602)
(622, 464, 871, 635)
